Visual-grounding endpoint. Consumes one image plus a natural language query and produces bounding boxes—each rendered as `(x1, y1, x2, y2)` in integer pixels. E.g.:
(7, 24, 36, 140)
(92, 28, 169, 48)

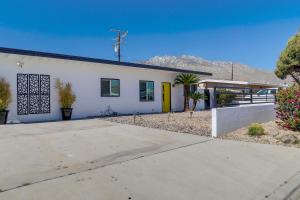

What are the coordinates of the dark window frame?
(139, 80, 155, 102)
(100, 78, 120, 97)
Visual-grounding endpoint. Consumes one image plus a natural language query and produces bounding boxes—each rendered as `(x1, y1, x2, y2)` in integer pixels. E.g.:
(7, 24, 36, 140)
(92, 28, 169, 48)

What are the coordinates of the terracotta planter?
(0, 110, 9, 124)
(61, 108, 73, 120)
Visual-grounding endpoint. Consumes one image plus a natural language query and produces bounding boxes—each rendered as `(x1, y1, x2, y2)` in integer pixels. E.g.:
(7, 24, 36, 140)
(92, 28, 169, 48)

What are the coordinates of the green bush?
(248, 123, 265, 136)
(275, 85, 300, 131)
(189, 92, 205, 111)
(217, 90, 237, 107)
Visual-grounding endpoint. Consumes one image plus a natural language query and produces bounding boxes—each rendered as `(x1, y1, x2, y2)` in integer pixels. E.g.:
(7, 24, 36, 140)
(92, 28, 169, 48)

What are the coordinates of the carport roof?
(0, 47, 212, 76)
(199, 79, 283, 88)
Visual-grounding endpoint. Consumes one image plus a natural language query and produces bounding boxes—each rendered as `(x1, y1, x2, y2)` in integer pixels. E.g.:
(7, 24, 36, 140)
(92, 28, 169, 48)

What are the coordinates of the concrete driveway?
(0, 119, 300, 200)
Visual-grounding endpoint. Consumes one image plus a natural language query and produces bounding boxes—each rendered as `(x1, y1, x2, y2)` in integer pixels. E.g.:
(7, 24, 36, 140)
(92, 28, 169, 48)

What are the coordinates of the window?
(139, 81, 154, 101)
(101, 78, 120, 97)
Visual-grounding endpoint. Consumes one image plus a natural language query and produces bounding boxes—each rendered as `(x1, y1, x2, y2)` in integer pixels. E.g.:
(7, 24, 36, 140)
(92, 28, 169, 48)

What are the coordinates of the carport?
(198, 79, 282, 109)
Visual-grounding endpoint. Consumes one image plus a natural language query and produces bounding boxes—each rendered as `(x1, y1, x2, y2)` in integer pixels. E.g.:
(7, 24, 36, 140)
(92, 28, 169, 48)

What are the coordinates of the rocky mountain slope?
(143, 55, 286, 85)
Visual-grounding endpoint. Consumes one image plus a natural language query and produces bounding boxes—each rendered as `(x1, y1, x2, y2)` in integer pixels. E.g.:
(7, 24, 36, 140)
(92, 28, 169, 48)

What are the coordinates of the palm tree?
(189, 92, 204, 111)
(174, 73, 200, 111)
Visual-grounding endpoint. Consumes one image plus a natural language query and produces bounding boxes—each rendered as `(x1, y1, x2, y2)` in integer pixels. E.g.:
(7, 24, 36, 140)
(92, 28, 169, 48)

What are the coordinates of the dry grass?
(103, 111, 212, 136)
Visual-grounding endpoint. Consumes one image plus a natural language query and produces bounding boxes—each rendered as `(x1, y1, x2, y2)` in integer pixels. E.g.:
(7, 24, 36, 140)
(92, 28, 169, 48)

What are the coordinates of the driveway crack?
(0, 138, 213, 193)
(264, 170, 300, 199)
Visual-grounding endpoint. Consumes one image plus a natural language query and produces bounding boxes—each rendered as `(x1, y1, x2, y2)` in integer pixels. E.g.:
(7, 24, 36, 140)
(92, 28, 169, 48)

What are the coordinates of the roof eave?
(0, 47, 212, 76)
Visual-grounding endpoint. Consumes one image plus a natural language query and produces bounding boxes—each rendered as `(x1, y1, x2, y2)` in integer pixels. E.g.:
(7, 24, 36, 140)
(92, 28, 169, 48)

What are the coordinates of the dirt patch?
(221, 121, 300, 148)
(103, 111, 212, 136)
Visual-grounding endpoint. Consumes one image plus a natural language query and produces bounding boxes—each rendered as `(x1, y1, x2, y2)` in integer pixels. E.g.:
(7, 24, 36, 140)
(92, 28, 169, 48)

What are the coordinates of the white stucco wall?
(212, 103, 276, 137)
(0, 53, 185, 123)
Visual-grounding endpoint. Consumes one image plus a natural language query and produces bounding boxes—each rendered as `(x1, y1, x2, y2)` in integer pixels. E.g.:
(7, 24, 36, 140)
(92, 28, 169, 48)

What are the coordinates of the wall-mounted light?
(17, 61, 24, 68)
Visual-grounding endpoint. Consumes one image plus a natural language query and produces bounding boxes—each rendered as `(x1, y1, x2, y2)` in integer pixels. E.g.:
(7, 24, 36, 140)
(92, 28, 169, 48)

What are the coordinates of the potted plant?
(0, 78, 12, 124)
(55, 79, 76, 120)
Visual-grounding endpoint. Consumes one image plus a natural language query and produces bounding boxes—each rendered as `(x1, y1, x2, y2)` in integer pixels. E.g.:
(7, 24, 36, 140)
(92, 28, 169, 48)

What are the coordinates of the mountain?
(142, 55, 287, 85)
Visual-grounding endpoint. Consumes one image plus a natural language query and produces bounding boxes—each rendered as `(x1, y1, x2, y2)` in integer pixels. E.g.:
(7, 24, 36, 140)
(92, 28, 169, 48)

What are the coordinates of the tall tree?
(174, 73, 200, 111)
(275, 31, 300, 85)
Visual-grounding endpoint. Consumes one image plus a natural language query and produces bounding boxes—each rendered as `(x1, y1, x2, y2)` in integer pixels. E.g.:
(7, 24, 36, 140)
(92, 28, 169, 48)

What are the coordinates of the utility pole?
(111, 29, 128, 62)
(231, 62, 234, 81)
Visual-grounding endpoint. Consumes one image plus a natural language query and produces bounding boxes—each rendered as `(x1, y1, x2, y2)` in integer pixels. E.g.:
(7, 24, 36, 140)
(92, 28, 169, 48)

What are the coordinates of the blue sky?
(0, 0, 300, 70)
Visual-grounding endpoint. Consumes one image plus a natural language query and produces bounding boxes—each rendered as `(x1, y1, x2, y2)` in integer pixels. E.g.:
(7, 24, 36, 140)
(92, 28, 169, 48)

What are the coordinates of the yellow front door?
(162, 82, 171, 113)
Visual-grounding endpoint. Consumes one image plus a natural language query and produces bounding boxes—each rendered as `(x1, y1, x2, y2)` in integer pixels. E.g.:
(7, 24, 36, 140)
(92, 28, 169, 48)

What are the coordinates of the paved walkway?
(0, 119, 299, 200)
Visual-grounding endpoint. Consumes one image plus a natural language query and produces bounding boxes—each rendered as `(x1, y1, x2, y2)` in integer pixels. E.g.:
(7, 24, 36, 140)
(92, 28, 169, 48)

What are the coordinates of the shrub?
(0, 78, 12, 111)
(248, 123, 265, 136)
(217, 90, 237, 107)
(189, 92, 205, 111)
(55, 79, 76, 108)
(275, 85, 300, 131)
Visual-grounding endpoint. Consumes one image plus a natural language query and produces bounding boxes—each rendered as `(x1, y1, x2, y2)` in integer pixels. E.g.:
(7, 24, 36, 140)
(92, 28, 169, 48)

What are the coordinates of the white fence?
(212, 103, 276, 137)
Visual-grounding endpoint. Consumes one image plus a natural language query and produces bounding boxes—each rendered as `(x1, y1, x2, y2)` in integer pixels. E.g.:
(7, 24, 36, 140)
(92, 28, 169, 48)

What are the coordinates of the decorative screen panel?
(29, 74, 40, 114)
(40, 75, 50, 113)
(17, 74, 51, 115)
(17, 74, 29, 115)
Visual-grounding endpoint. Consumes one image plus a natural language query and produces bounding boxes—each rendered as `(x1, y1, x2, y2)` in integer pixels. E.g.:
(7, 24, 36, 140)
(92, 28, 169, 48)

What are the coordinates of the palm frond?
(174, 73, 200, 86)
(189, 92, 204, 101)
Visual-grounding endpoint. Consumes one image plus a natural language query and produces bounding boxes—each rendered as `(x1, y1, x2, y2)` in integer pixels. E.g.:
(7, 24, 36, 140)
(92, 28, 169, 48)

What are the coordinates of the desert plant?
(0, 78, 12, 111)
(275, 85, 300, 131)
(189, 92, 205, 111)
(275, 31, 300, 85)
(247, 123, 265, 136)
(174, 73, 200, 111)
(216, 90, 237, 107)
(55, 79, 76, 108)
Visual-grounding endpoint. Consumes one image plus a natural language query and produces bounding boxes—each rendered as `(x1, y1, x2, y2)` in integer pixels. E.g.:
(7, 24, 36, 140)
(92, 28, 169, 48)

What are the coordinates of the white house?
(0, 47, 211, 123)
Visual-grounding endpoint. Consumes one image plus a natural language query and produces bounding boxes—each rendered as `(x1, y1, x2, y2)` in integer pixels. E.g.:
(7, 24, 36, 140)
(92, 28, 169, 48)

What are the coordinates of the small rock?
(280, 134, 298, 144)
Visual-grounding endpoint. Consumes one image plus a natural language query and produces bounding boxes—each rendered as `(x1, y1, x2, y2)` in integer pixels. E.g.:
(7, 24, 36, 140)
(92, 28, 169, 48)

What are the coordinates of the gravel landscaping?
(103, 111, 212, 136)
(221, 121, 300, 148)
(104, 111, 300, 148)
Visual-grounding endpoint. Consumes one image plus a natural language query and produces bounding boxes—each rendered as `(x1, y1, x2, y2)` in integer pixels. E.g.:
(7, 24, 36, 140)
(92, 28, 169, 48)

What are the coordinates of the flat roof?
(0, 47, 212, 76)
(199, 79, 282, 88)
(199, 79, 248, 85)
